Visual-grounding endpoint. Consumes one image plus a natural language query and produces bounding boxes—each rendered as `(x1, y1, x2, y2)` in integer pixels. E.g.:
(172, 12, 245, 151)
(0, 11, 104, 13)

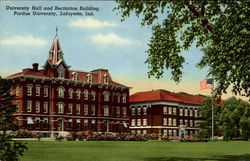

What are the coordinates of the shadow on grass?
(145, 154, 250, 161)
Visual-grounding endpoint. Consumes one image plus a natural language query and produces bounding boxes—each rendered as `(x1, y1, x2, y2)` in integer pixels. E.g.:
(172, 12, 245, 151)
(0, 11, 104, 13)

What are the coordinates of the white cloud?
(91, 33, 143, 46)
(0, 36, 48, 46)
(69, 18, 116, 28)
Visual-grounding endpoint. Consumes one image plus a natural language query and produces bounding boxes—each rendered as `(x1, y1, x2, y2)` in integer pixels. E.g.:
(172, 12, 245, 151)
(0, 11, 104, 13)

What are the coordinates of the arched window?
(104, 74, 109, 84)
(72, 72, 78, 81)
(68, 88, 73, 99)
(122, 93, 127, 103)
(57, 102, 64, 114)
(57, 65, 65, 79)
(58, 87, 65, 98)
(76, 89, 81, 99)
(84, 90, 88, 100)
(91, 91, 96, 101)
(117, 93, 121, 103)
(87, 74, 93, 83)
(16, 85, 20, 96)
(103, 106, 109, 116)
(103, 91, 110, 101)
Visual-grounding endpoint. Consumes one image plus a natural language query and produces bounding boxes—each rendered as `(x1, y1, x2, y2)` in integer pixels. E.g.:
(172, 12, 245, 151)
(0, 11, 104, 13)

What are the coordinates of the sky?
(0, 1, 246, 100)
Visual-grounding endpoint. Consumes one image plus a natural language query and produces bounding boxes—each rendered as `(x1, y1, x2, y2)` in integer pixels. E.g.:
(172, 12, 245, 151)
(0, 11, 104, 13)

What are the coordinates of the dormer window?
(104, 74, 109, 84)
(87, 74, 92, 83)
(72, 72, 78, 81)
(57, 64, 65, 79)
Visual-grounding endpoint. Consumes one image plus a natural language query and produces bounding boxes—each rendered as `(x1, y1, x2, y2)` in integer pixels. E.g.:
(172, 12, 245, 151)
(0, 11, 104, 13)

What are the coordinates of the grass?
(20, 141, 250, 161)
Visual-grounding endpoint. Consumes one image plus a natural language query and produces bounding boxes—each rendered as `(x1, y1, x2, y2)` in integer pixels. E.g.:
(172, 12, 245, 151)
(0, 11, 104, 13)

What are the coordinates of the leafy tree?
(0, 76, 27, 161)
(196, 97, 220, 139)
(115, 1, 250, 99)
(220, 97, 250, 140)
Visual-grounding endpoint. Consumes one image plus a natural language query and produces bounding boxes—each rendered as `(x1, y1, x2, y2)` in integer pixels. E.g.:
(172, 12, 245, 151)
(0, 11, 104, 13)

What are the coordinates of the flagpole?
(211, 80, 214, 142)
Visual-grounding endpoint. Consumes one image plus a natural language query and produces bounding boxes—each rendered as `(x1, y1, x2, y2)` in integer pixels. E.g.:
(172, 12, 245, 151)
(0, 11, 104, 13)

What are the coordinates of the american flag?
(200, 79, 214, 90)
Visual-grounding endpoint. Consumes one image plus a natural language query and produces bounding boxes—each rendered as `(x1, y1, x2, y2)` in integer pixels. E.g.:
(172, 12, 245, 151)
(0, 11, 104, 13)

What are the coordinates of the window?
(44, 102, 48, 113)
(68, 89, 73, 99)
(137, 119, 141, 126)
(84, 90, 88, 100)
(173, 130, 177, 136)
(76, 104, 80, 115)
(180, 108, 183, 116)
(72, 72, 78, 81)
(35, 101, 40, 113)
(91, 91, 96, 101)
(44, 86, 49, 97)
(68, 119, 72, 129)
(76, 119, 80, 129)
(76, 89, 81, 99)
(131, 119, 135, 126)
(84, 119, 88, 130)
(57, 64, 65, 79)
(131, 130, 136, 134)
(168, 118, 172, 126)
(143, 130, 147, 135)
(68, 104, 72, 114)
(16, 85, 20, 96)
(104, 74, 109, 84)
(180, 119, 183, 125)
(27, 100, 32, 112)
(91, 105, 95, 115)
(163, 130, 168, 136)
(122, 107, 126, 117)
(185, 120, 188, 126)
(143, 107, 147, 115)
(103, 106, 109, 116)
(143, 119, 147, 126)
(58, 87, 65, 98)
(168, 130, 172, 136)
(194, 110, 198, 118)
(163, 118, 167, 126)
(168, 107, 172, 115)
(84, 105, 88, 115)
(190, 109, 193, 117)
(173, 107, 177, 115)
(36, 85, 41, 96)
(163, 106, 167, 114)
(122, 93, 127, 103)
(116, 107, 120, 117)
(184, 109, 188, 116)
(117, 93, 121, 103)
(16, 101, 19, 112)
(91, 120, 96, 130)
(103, 91, 109, 101)
(194, 120, 197, 127)
(43, 118, 48, 129)
(173, 118, 177, 126)
(35, 118, 40, 128)
(131, 108, 135, 115)
(27, 84, 33, 96)
(137, 108, 141, 115)
(58, 103, 64, 114)
(137, 130, 141, 135)
(190, 120, 193, 127)
(87, 74, 93, 83)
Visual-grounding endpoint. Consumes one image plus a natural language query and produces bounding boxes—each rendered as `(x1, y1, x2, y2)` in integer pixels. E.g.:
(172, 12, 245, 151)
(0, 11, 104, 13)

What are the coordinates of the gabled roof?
(130, 90, 206, 105)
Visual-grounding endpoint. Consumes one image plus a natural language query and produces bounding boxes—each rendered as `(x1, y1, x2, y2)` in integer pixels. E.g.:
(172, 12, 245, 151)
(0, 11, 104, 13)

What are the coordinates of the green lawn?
(20, 141, 250, 161)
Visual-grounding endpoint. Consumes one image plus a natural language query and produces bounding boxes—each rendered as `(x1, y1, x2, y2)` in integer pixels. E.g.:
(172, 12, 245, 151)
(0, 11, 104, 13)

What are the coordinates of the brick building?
(7, 34, 130, 137)
(129, 90, 206, 137)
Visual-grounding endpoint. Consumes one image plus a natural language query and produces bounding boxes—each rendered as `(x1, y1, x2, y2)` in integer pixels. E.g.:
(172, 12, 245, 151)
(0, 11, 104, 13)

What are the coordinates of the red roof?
(130, 90, 206, 105)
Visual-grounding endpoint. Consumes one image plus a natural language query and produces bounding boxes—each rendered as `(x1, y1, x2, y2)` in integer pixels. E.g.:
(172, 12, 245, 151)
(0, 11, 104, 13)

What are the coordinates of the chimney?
(32, 63, 39, 72)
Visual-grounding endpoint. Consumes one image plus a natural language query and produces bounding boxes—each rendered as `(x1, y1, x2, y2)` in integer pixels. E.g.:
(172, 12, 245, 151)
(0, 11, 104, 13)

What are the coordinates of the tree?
(0, 76, 27, 161)
(196, 97, 221, 139)
(220, 97, 250, 140)
(115, 1, 250, 99)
